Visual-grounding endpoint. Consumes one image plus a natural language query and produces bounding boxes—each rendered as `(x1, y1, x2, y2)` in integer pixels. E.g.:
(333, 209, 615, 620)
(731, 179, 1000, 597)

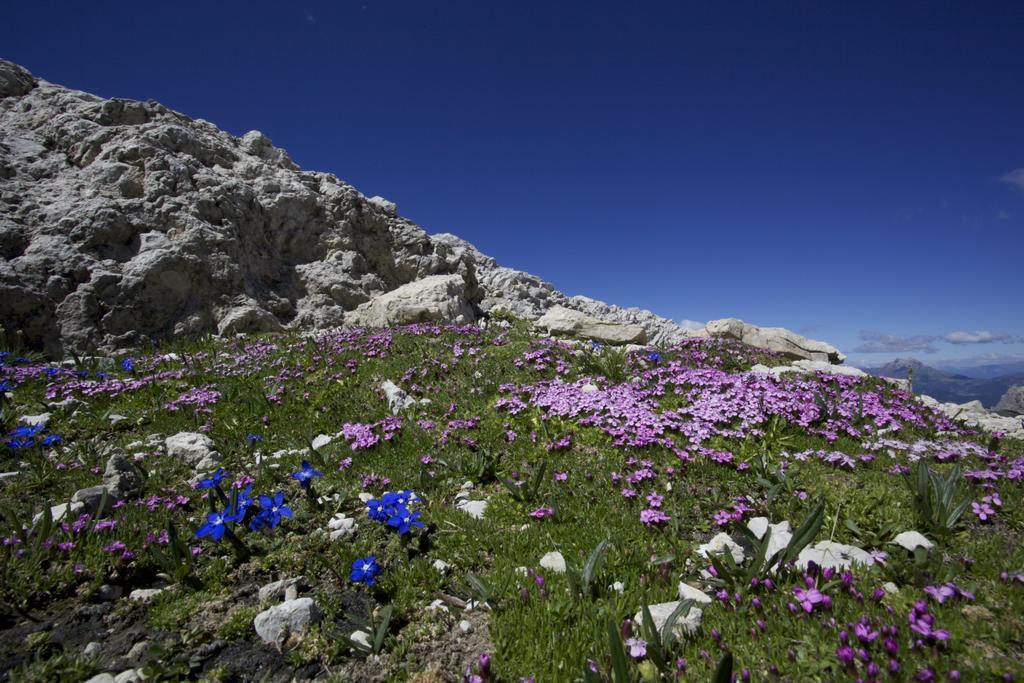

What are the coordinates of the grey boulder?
(704, 318, 845, 363)
(253, 597, 321, 645)
(534, 305, 647, 345)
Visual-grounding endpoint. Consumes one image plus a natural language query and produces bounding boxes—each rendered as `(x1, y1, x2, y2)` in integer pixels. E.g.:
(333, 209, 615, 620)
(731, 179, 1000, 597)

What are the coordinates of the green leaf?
(712, 652, 734, 683)
(660, 599, 693, 651)
(607, 619, 631, 683)
(581, 539, 610, 594)
(780, 500, 824, 566)
(373, 604, 393, 654)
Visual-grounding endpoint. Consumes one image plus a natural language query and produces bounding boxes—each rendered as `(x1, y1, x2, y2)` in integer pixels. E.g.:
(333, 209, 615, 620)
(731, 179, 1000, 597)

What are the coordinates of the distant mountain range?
(861, 358, 1024, 408)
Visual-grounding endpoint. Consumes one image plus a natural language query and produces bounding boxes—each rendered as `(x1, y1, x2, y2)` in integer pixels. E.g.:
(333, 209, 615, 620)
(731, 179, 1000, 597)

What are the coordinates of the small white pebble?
(459, 619, 473, 633)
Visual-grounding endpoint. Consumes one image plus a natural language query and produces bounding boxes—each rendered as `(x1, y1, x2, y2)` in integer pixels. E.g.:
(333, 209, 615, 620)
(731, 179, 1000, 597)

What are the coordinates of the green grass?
(1, 320, 1022, 681)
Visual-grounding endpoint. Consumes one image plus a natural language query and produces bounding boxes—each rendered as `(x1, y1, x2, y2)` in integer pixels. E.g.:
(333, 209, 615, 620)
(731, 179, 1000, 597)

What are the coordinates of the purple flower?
(793, 586, 825, 613)
(624, 637, 647, 659)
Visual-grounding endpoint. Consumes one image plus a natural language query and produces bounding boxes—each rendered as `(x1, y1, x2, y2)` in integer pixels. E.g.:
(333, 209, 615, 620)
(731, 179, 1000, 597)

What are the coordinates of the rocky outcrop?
(0, 59, 846, 361)
(345, 274, 475, 327)
(0, 60, 480, 356)
(703, 318, 846, 363)
(995, 386, 1024, 416)
(534, 305, 647, 345)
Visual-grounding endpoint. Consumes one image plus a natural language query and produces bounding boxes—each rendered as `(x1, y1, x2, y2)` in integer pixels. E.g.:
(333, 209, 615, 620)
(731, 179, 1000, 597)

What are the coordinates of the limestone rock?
(995, 386, 1024, 416)
(253, 597, 320, 645)
(704, 318, 845, 363)
(696, 532, 745, 564)
(745, 517, 793, 559)
(795, 541, 874, 571)
(891, 531, 934, 552)
(346, 274, 476, 327)
(633, 601, 703, 637)
(535, 306, 647, 345)
(539, 551, 567, 574)
(0, 60, 36, 98)
(381, 380, 417, 414)
(165, 432, 221, 472)
(259, 576, 305, 603)
(677, 582, 713, 604)
(103, 450, 142, 498)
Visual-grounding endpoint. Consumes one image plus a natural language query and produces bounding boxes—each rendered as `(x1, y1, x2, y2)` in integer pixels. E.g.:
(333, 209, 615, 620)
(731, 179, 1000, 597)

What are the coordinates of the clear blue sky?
(6, 1, 1023, 367)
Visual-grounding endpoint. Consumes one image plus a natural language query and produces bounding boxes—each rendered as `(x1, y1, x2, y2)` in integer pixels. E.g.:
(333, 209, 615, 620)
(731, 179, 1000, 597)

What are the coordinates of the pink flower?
(529, 506, 554, 520)
(640, 508, 670, 525)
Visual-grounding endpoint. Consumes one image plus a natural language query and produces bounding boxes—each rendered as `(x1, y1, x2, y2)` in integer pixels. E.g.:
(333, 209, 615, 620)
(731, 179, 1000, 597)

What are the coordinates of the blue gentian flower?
(121, 358, 134, 372)
(647, 352, 661, 364)
(290, 460, 323, 488)
(11, 425, 45, 439)
(43, 368, 59, 377)
(196, 510, 231, 541)
(245, 434, 263, 442)
(350, 556, 381, 586)
(197, 468, 227, 489)
(395, 489, 419, 507)
(252, 491, 291, 530)
(366, 498, 388, 522)
(42, 434, 62, 446)
(387, 507, 424, 536)
(6, 437, 35, 449)
(95, 372, 109, 379)
(0, 380, 10, 392)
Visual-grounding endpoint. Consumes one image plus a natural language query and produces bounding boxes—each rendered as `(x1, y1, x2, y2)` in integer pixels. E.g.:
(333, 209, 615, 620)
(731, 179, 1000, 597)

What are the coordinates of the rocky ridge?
(2, 58, 838, 364)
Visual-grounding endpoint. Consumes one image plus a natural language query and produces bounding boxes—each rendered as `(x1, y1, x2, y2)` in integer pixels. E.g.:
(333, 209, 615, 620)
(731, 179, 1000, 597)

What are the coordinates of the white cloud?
(853, 330, 938, 354)
(678, 319, 705, 333)
(942, 330, 1013, 345)
(999, 168, 1024, 193)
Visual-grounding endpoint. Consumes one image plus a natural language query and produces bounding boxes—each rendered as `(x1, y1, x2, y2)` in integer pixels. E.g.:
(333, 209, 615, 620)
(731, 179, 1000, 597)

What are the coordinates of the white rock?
(456, 499, 488, 520)
(891, 531, 934, 552)
(381, 380, 418, 414)
(704, 318, 845, 363)
(358, 492, 374, 503)
(259, 577, 304, 603)
(633, 601, 703, 637)
(746, 517, 793, 560)
(164, 432, 220, 468)
(113, 671, 143, 683)
(128, 588, 164, 602)
(539, 551, 567, 574)
(581, 383, 599, 393)
(458, 619, 473, 633)
(535, 305, 647, 345)
(18, 413, 51, 427)
(796, 541, 874, 571)
(310, 434, 333, 450)
(350, 629, 372, 649)
(346, 274, 476, 327)
(84, 674, 114, 683)
(883, 582, 899, 594)
(426, 599, 449, 613)
(253, 597, 320, 645)
(83, 641, 102, 656)
(677, 582, 713, 604)
(696, 532, 745, 564)
(432, 559, 452, 573)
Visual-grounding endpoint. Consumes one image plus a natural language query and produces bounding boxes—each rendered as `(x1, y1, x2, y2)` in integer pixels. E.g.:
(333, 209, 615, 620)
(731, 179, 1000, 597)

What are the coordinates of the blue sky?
(6, 1, 1023, 367)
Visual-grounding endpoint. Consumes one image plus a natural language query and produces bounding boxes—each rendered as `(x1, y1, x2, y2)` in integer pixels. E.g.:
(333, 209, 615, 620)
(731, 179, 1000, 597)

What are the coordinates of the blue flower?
(43, 367, 59, 377)
(6, 437, 35, 449)
(366, 498, 389, 522)
(350, 556, 381, 586)
(291, 460, 323, 488)
(245, 434, 263, 442)
(196, 510, 231, 541)
(197, 468, 227, 489)
(121, 358, 134, 372)
(235, 484, 254, 515)
(395, 489, 419, 507)
(251, 491, 291, 530)
(95, 372, 109, 379)
(0, 380, 10, 392)
(11, 424, 45, 439)
(42, 434, 62, 446)
(387, 506, 424, 536)
(646, 352, 661, 364)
